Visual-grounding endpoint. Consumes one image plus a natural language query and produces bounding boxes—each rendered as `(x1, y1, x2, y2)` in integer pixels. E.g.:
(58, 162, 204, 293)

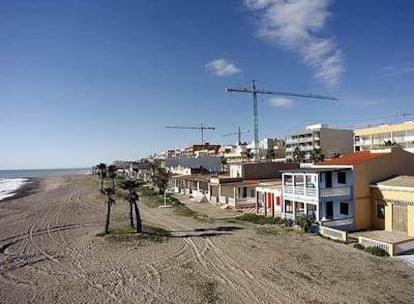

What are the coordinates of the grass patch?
(353, 243, 365, 250)
(288, 270, 314, 282)
(197, 280, 220, 304)
(235, 213, 278, 225)
(365, 246, 390, 257)
(96, 225, 171, 243)
(317, 233, 346, 244)
(256, 226, 280, 236)
(173, 204, 198, 217)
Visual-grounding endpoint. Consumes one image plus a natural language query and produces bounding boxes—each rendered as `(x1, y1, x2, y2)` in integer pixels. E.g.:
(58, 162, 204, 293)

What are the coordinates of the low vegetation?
(353, 243, 365, 250)
(235, 213, 278, 225)
(96, 225, 171, 243)
(364, 246, 390, 257)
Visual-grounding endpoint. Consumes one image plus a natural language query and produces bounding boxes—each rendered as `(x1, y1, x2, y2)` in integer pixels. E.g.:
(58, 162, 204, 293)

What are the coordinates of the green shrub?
(353, 243, 365, 250)
(274, 216, 285, 225)
(364, 246, 390, 257)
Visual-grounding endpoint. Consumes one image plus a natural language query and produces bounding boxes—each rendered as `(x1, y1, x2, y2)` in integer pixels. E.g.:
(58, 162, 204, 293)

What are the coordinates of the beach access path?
(0, 175, 413, 304)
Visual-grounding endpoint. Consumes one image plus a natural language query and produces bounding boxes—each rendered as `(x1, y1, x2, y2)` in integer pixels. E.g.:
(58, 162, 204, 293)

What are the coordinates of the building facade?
(354, 121, 414, 153)
(285, 124, 354, 162)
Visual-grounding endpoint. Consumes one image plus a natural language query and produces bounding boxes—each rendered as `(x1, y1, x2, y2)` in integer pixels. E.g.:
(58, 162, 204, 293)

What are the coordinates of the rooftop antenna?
(226, 80, 338, 162)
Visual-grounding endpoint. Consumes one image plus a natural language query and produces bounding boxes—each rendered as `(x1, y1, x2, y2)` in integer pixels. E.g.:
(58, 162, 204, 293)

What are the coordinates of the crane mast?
(226, 80, 338, 162)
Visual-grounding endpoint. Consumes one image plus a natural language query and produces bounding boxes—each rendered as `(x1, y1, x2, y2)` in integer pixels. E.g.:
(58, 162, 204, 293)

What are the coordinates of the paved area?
(349, 230, 414, 243)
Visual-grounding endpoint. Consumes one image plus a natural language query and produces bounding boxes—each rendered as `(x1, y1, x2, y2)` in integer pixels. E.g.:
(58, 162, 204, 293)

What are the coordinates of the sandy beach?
(0, 175, 413, 304)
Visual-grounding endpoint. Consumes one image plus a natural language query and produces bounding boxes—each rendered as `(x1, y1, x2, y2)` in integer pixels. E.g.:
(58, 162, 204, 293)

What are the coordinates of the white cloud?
(381, 63, 414, 77)
(270, 97, 294, 107)
(244, 0, 344, 87)
(205, 59, 241, 77)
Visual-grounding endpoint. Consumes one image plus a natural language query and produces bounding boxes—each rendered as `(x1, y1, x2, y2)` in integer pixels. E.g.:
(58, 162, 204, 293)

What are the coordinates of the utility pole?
(165, 124, 215, 144)
(226, 80, 338, 162)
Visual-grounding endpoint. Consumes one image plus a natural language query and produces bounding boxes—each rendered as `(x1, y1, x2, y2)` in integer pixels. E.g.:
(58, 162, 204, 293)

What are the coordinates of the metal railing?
(321, 217, 353, 227)
(320, 186, 351, 198)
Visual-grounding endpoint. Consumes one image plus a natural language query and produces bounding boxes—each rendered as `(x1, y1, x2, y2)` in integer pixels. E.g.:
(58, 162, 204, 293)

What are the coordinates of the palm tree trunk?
(129, 201, 134, 228)
(105, 203, 112, 234)
(100, 177, 104, 192)
(112, 178, 115, 191)
(133, 201, 142, 233)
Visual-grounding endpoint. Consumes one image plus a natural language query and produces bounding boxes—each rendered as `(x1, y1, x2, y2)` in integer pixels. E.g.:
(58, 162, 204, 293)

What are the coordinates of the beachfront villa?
(281, 146, 414, 232)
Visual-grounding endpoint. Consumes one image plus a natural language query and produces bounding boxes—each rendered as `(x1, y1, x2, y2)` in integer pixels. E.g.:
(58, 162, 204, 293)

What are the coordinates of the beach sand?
(0, 175, 413, 303)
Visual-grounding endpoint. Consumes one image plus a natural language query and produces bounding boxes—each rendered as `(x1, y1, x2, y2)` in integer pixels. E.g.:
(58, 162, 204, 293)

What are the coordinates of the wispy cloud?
(244, 0, 344, 87)
(205, 59, 241, 77)
(381, 63, 414, 77)
(270, 97, 294, 107)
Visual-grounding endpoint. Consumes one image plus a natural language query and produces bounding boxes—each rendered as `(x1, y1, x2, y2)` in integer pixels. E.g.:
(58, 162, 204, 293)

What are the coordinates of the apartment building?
(285, 124, 354, 162)
(354, 121, 414, 153)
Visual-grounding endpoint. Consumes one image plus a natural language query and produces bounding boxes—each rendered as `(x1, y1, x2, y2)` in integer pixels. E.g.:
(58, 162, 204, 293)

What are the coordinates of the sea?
(0, 168, 91, 201)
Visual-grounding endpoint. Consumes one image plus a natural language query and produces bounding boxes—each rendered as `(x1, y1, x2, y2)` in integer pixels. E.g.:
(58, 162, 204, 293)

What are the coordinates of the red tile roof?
(315, 151, 390, 166)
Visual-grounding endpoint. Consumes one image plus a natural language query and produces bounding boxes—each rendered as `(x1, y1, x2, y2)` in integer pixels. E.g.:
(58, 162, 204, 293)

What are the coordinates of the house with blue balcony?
(282, 167, 354, 231)
(282, 146, 414, 232)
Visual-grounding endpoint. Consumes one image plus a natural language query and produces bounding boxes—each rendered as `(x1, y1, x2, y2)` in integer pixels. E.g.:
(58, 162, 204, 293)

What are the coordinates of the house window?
(340, 202, 349, 215)
(284, 175, 293, 185)
(250, 189, 255, 197)
(377, 205, 385, 219)
(306, 175, 315, 188)
(296, 202, 305, 215)
(337, 171, 346, 184)
(285, 200, 293, 213)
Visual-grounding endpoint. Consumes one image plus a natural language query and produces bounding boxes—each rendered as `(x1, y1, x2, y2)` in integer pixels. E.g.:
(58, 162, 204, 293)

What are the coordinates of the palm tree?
(153, 167, 171, 195)
(120, 179, 144, 232)
(108, 165, 117, 191)
(103, 187, 116, 234)
(266, 149, 276, 162)
(292, 146, 305, 164)
(96, 163, 107, 192)
(309, 148, 324, 163)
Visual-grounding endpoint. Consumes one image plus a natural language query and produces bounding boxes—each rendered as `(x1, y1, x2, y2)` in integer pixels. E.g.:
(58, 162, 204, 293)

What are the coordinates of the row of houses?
(168, 146, 414, 255)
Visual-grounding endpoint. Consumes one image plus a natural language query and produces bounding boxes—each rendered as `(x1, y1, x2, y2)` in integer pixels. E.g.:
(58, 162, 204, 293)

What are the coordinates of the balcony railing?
(320, 186, 351, 198)
(283, 185, 317, 197)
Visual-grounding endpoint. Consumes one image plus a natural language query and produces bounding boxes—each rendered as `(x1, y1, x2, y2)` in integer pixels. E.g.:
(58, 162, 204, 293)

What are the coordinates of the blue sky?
(1, 0, 414, 169)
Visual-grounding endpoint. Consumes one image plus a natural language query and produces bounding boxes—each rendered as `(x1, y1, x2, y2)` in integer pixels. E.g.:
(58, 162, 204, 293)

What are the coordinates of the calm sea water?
(0, 168, 91, 200)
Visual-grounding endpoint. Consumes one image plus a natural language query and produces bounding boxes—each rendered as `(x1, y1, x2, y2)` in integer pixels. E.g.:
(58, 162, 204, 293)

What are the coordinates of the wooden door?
(392, 205, 407, 232)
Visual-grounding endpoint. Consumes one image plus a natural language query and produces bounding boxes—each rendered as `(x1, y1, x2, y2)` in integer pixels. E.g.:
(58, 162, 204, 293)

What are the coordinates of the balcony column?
(293, 201, 297, 219)
(304, 203, 308, 216)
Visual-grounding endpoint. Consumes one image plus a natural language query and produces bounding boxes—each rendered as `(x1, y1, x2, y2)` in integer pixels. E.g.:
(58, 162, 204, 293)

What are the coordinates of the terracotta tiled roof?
(315, 151, 390, 166)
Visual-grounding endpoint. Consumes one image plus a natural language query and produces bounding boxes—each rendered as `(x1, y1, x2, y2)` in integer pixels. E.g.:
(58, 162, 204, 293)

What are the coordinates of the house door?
(326, 201, 333, 219)
(392, 205, 407, 232)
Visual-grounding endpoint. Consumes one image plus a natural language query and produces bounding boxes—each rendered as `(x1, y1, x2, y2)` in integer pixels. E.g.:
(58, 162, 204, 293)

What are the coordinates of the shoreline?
(0, 177, 41, 203)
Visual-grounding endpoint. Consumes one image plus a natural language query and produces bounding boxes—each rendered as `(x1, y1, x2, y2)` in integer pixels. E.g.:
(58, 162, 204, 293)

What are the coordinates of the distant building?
(285, 124, 354, 162)
(354, 121, 414, 153)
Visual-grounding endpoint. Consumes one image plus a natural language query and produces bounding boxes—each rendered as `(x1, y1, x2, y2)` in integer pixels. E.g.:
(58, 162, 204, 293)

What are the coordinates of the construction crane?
(165, 124, 215, 144)
(222, 127, 249, 145)
(226, 80, 338, 162)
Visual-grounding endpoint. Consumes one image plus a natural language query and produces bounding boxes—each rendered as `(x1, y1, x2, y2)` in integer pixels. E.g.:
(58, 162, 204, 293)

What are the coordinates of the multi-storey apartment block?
(354, 121, 414, 153)
(285, 124, 354, 162)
